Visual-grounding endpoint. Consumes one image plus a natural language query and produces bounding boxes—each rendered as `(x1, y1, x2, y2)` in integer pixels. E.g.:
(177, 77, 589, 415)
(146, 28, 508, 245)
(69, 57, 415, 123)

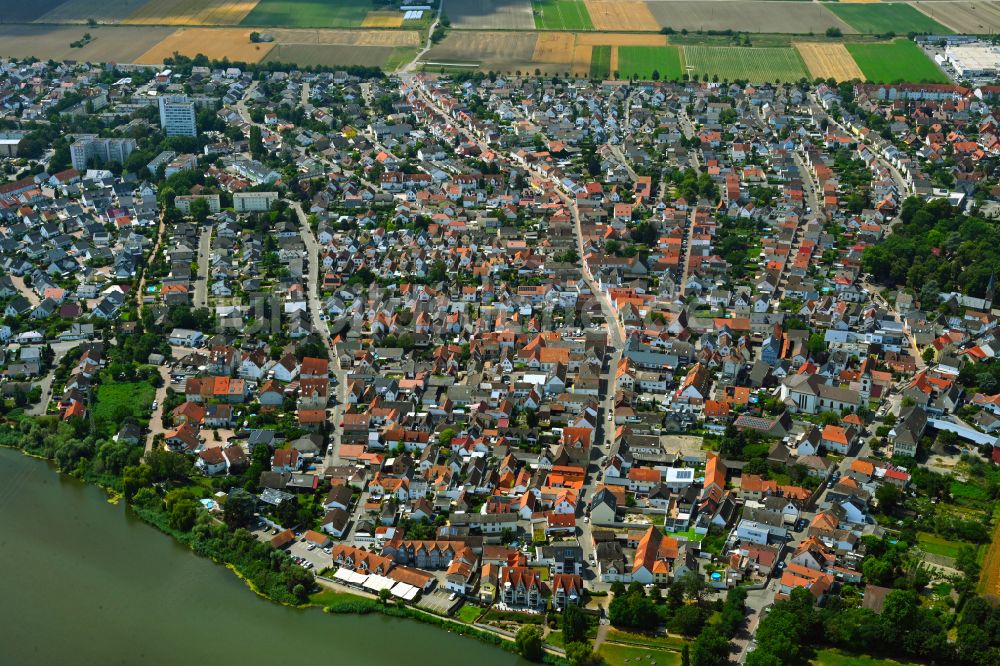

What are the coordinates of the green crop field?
(241, 0, 370, 27)
(825, 3, 952, 35)
(532, 0, 593, 30)
(590, 45, 611, 79)
(683, 46, 808, 83)
(846, 39, 948, 83)
(618, 45, 683, 80)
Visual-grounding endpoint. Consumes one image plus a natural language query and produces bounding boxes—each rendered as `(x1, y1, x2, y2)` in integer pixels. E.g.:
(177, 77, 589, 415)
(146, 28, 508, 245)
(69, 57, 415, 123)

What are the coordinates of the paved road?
(26, 340, 79, 416)
(144, 365, 172, 453)
(399, 2, 443, 73)
(193, 226, 212, 309)
(290, 201, 350, 469)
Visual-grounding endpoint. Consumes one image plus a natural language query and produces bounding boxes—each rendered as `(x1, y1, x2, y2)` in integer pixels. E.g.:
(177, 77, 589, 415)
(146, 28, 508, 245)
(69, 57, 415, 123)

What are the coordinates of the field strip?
(135, 27, 274, 63)
(125, 0, 261, 25)
(361, 13, 405, 28)
(533, 32, 578, 64)
(584, 0, 660, 31)
(979, 515, 1000, 599)
(908, 2, 962, 31)
(264, 29, 421, 46)
(610, 46, 619, 74)
(575, 33, 667, 47)
(795, 42, 864, 81)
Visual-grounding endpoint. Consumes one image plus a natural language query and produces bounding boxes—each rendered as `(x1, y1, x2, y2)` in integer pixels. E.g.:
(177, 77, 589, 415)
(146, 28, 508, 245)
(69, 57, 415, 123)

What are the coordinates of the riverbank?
(0, 427, 559, 663)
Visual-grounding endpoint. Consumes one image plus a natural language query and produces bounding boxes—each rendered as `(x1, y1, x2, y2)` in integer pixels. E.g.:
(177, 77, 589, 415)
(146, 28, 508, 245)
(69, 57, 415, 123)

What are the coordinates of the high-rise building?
(158, 95, 197, 137)
(70, 137, 137, 171)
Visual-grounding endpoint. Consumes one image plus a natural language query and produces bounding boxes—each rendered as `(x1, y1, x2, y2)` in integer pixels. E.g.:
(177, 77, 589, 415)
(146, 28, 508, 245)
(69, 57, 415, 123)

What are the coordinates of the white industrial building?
(947, 44, 1000, 78)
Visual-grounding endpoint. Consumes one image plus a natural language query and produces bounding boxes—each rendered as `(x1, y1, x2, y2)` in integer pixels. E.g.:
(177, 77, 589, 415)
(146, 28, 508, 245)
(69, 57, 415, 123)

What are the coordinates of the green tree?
(224, 489, 257, 529)
(122, 463, 153, 500)
(168, 498, 199, 531)
(515, 625, 544, 662)
(565, 642, 603, 666)
(562, 604, 588, 644)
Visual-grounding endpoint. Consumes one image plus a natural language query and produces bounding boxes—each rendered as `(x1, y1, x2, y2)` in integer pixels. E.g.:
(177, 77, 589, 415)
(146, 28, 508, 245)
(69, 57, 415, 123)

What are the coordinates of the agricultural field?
(265, 28, 419, 46)
(0, 24, 172, 62)
(444, 0, 535, 30)
(532, 0, 593, 30)
(421, 31, 539, 72)
(795, 42, 864, 81)
(532, 32, 592, 76)
(647, 1, 856, 34)
(910, 1, 1000, 35)
(590, 44, 611, 78)
(684, 45, 809, 82)
(360, 11, 403, 28)
(264, 43, 406, 68)
(136, 27, 273, 64)
(125, 0, 261, 25)
(980, 517, 1000, 599)
(37, 0, 153, 24)
(825, 2, 953, 34)
(240, 0, 370, 28)
(617, 45, 684, 79)
(584, 0, 659, 31)
(846, 39, 949, 82)
(0, 0, 73, 22)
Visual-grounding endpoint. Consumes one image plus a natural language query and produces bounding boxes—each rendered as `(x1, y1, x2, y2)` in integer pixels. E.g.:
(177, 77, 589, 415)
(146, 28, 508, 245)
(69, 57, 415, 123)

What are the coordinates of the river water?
(0, 448, 522, 665)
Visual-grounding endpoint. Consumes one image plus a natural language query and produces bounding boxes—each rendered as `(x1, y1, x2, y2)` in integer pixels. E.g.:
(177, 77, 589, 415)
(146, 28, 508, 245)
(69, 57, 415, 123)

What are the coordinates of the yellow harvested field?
(795, 42, 864, 81)
(265, 28, 420, 46)
(533, 32, 578, 64)
(125, 0, 260, 25)
(575, 32, 667, 47)
(532, 32, 592, 75)
(361, 11, 405, 28)
(136, 28, 273, 63)
(610, 46, 620, 73)
(584, 0, 660, 31)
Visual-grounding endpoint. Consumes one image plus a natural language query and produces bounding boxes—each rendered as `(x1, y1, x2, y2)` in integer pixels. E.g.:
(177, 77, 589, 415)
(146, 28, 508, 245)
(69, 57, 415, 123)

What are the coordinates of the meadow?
(617, 45, 684, 80)
(241, 0, 370, 27)
(846, 39, 949, 83)
(825, 2, 952, 34)
(590, 44, 611, 78)
(532, 0, 594, 30)
(684, 45, 809, 82)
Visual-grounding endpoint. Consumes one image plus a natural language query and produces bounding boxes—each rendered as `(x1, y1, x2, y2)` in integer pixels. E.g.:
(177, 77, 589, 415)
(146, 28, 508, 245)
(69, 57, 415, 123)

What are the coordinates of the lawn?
(846, 39, 948, 83)
(683, 45, 809, 83)
(813, 648, 924, 666)
(308, 589, 365, 607)
(617, 45, 683, 80)
(599, 643, 681, 666)
(241, 0, 370, 27)
(824, 3, 952, 35)
(606, 629, 689, 650)
(455, 604, 483, 623)
(590, 44, 611, 79)
(93, 377, 155, 435)
(532, 0, 593, 30)
(916, 531, 973, 559)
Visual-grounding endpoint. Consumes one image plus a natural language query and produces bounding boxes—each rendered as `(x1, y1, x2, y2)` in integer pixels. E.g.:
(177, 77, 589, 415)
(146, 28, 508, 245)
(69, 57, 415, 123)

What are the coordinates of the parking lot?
(416, 588, 461, 615)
